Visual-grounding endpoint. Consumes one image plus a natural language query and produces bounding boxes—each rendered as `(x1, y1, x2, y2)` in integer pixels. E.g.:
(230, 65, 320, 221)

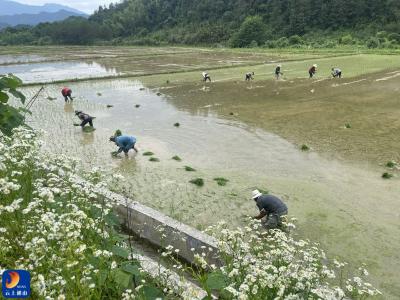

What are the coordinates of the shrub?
(0, 74, 27, 135)
(339, 34, 355, 45)
(366, 37, 380, 48)
(289, 35, 304, 45)
(388, 33, 400, 43)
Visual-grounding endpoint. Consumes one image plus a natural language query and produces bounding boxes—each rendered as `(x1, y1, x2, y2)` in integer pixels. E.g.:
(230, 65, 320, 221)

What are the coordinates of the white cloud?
(12, 0, 120, 14)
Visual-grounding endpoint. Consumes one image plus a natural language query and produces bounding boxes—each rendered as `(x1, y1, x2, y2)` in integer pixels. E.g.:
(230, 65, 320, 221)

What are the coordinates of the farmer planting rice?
(332, 67, 342, 78)
(61, 87, 73, 102)
(251, 189, 288, 229)
(275, 64, 283, 79)
(245, 72, 254, 81)
(202, 71, 211, 82)
(110, 135, 138, 157)
(75, 110, 94, 128)
(309, 64, 317, 78)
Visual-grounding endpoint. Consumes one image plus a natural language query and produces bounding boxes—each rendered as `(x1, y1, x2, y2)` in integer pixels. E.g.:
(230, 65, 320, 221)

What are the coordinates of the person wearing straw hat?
(245, 72, 255, 81)
(202, 71, 211, 82)
(275, 64, 283, 79)
(309, 64, 317, 78)
(251, 190, 288, 229)
(331, 67, 342, 78)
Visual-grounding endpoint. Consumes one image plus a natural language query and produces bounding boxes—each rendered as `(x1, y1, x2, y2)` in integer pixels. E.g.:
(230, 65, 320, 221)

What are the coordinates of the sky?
(13, 0, 118, 14)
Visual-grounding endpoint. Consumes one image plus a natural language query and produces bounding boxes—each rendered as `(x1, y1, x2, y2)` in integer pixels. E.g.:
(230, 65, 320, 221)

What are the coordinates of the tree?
(230, 16, 267, 47)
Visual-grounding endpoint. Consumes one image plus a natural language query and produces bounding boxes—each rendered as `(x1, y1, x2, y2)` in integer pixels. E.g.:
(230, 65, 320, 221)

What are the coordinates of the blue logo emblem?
(2, 270, 30, 298)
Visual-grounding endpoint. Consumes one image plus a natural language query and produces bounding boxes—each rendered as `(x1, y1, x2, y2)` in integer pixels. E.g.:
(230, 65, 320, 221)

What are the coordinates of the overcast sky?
(14, 0, 119, 14)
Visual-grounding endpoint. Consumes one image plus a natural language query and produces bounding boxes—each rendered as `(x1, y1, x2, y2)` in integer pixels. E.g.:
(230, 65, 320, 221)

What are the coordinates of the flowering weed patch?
(0, 127, 167, 299)
(162, 220, 381, 300)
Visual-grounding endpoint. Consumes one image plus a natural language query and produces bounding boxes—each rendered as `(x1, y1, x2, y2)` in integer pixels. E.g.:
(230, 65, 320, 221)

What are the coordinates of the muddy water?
(20, 74, 400, 298)
(0, 61, 120, 83)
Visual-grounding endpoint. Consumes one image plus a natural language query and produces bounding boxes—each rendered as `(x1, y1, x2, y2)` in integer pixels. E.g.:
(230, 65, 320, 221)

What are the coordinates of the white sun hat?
(313, 64, 318, 68)
(252, 189, 262, 199)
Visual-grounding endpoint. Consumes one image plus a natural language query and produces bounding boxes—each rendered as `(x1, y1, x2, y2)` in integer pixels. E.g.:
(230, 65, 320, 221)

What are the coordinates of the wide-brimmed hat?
(74, 110, 82, 115)
(252, 189, 262, 199)
(313, 64, 318, 68)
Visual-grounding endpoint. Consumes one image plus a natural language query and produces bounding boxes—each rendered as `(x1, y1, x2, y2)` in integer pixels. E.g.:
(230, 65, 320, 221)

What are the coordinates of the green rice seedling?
(214, 177, 229, 186)
(114, 129, 122, 137)
(301, 144, 310, 151)
(82, 127, 96, 133)
(386, 161, 397, 168)
(172, 155, 182, 161)
(143, 151, 154, 156)
(97, 92, 102, 96)
(157, 92, 162, 96)
(166, 80, 170, 84)
(229, 112, 234, 116)
(174, 122, 180, 127)
(149, 157, 160, 162)
(345, 123, 351, 128)
(135, 104, 140, 108)
(189, 178, 204, 187)
(184, 166, 196, 172)
(382, 172, 393, 179)
(73, 123, 80, 127)
(47, 96, 56, 101)
(106, 104, 113, 108)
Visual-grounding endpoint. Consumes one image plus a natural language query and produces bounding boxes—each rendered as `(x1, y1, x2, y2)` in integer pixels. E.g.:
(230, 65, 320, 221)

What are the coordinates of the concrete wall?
(86, 181, 221, 266)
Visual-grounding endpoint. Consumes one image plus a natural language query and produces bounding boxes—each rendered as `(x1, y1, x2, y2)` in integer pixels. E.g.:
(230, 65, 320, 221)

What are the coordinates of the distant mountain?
(0, 0, 85, 15)
(0, 10, 86, 27)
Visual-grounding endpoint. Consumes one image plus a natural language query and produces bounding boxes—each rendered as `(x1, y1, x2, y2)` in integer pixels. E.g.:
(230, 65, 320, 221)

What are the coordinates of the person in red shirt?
(61, 87, 73, 102)
(309, 64, 317, 78)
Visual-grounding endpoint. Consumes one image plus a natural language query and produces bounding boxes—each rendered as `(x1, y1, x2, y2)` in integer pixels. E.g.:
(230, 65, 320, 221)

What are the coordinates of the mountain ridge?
(0, 0, 86, 16)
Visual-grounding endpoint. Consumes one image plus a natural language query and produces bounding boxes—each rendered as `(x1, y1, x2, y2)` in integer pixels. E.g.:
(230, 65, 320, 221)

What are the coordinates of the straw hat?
(252, 189, 262, 199)
(313, 64, 318, 68)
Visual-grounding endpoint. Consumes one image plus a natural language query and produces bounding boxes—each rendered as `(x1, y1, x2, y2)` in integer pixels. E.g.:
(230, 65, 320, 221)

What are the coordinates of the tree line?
(0, 0, 399, 48)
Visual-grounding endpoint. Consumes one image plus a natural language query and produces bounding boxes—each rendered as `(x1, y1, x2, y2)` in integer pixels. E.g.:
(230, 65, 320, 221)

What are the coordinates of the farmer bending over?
(251, 190, 288, 230)
(62, 87, 73, 102)
(110, 135, 138, 157)
(309, 64, 317, 78)
(275, 64, 283, 79)
(75, 110, 94, 128)
(332, 68, 342, 78)
(202, 72, 211, 82)
(245, 72, 255, 81)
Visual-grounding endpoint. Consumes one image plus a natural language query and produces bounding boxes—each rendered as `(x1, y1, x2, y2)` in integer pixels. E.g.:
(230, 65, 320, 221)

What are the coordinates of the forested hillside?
(1, 0, 400, 47)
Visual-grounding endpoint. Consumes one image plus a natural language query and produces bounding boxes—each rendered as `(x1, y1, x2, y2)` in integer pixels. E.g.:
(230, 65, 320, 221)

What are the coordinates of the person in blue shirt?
(109, 135, 138, 156)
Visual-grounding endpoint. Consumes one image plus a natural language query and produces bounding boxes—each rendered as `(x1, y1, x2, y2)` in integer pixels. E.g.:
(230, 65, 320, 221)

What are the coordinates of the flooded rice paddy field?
(2, 47, 400, 297)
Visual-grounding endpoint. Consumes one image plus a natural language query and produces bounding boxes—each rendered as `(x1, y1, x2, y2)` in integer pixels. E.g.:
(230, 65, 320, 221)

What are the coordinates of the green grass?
(214, 177, 229, 186)
(189, 178, 204, 187)
(149, 157, 160, 162)
(172, 155, 182, 161)
(143, 151, 154, 156)
(184, 166, 196, 172)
